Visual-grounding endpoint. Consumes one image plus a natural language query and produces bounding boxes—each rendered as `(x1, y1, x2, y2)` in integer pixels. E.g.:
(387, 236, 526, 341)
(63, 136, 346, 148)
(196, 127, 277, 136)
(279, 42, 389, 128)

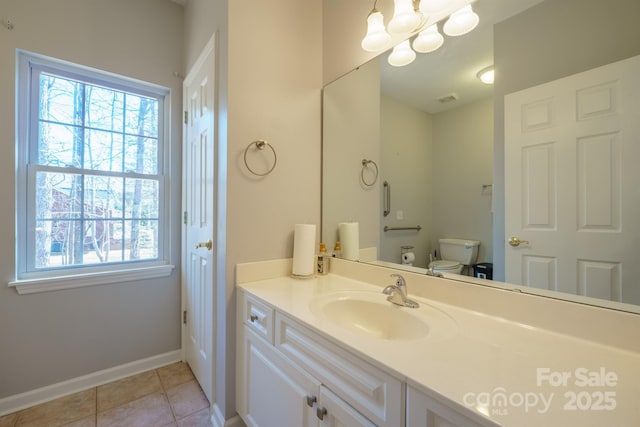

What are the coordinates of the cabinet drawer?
(275, 312, 403, 427)
(240, 292, 274, 344)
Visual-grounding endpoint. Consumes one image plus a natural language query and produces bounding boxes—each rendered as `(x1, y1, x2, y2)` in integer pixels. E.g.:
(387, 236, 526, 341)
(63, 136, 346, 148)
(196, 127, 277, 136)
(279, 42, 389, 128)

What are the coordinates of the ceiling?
(380, 0, 543, 114)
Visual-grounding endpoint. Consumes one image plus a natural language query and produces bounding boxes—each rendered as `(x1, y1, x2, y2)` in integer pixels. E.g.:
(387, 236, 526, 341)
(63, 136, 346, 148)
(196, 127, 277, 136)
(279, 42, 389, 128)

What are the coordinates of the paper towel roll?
(292, 224, 316, 277)
(401, 252, 415, 265)
(339, 222, 359, 261)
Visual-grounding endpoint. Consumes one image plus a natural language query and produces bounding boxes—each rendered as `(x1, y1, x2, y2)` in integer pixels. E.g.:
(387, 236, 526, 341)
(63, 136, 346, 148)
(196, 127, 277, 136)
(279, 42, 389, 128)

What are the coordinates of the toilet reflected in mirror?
(429, 238, 479, 276)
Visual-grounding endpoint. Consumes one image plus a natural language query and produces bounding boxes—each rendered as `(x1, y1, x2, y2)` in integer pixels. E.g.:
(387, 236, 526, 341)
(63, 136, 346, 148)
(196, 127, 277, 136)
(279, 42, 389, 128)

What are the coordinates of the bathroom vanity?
(235, 259, 640, 427)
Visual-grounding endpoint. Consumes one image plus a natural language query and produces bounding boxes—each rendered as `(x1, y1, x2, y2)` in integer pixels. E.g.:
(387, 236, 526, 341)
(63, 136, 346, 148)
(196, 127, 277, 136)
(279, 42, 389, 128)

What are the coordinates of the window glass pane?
(83, 175, 124, 219)
(85, 86, 124, 132)
(36, 219, 88, 268)
(35, 218, 85, 268)
(24, 54, 166, 277)
(84, 129, 123, 171)
(36, 171, 83, 220)
(39, 122, 82, 167)
(107, 220, 125, 262)
(39, 74, 83, 126)
(125, 94, 158, 137)
(124, 219, 158, 261)
(124, 178, 159, 219)
(124, 136, 158, 174)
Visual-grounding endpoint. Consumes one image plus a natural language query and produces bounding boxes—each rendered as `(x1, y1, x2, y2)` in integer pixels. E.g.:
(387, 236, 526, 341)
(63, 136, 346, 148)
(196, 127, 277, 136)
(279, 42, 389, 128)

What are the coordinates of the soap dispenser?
(317, 242, 329, 275)
(332, 241, 341, 259)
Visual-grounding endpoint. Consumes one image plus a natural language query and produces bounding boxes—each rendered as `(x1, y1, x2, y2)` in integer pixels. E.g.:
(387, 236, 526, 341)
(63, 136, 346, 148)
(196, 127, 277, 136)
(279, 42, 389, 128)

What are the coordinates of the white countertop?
(237, 272, 640, 427)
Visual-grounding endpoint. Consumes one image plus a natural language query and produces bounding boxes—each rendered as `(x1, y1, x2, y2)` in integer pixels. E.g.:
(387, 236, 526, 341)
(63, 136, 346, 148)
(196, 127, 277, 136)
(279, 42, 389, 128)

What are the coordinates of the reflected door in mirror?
(504, 54, 640, 305)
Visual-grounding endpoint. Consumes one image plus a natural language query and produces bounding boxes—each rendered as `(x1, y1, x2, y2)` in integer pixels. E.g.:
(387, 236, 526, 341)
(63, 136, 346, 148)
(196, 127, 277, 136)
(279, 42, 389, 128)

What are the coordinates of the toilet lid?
(430, 260, 461, 270)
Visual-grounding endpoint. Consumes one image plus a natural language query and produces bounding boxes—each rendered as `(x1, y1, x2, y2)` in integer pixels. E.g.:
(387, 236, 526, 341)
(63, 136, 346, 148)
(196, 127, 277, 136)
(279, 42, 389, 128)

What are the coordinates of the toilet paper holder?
(401, 245, 415, 264)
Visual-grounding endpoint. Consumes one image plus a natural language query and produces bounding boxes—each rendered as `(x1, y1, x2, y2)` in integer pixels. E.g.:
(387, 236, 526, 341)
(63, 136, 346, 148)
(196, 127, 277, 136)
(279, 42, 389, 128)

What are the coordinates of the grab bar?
(384, 225, 422, 232)
(383, 181, 390, 217)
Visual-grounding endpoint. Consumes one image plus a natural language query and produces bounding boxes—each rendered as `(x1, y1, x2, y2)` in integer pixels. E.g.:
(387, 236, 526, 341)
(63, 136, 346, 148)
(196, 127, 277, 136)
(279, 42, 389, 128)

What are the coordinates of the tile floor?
(0, 362, 213, 427)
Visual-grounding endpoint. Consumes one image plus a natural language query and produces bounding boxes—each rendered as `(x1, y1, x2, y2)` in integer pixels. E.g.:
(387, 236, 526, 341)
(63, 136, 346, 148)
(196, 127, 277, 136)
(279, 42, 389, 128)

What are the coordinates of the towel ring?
(244, 139, 277, 176)
(361, 159, 378, 187)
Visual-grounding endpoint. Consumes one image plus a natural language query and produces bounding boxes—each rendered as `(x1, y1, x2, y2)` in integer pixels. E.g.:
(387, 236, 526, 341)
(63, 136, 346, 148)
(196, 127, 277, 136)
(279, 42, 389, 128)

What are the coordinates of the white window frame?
(11, 50, 174, 294)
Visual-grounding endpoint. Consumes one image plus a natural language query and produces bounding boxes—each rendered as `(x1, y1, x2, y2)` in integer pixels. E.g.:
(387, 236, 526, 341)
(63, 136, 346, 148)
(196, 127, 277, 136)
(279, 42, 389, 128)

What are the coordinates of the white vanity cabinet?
(236, 290, 401, 427)
(407, 385, 491, 427)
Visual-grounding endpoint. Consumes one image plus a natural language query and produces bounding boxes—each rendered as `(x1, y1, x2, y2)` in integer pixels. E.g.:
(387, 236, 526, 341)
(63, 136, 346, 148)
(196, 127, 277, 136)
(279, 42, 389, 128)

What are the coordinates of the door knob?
(195, 240, 213, 250)
(508, 237, 529, 247)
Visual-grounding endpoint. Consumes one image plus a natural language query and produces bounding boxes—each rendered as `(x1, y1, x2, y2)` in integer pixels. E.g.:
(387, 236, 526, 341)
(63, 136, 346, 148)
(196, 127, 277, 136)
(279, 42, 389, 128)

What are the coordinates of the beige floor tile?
(97, 370, 163, 412)
(97, 392, 174, 427)
(166, 381, 209, 420)
(16, 388, 96, 427)
(0, 412, 18, 427)
(177, 408, 213, 427)
(60, 416, 96, 427)
(157, 363, 195, 390)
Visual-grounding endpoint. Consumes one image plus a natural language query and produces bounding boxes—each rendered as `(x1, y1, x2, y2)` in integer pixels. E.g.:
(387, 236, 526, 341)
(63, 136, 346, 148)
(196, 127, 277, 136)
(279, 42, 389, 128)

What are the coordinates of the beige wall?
(184, 0, 322, 420)
(0, 0, 184, 399)
(432, 97, 493, 263)
(492, 0, 640, 280)
(380, 95, 433, 267)
(322, 59, 381, 252)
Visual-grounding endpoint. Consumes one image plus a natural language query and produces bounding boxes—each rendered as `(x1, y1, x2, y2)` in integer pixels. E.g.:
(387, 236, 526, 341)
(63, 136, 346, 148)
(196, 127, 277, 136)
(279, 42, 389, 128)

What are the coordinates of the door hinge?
(184, 111, 188, 124)
(183, 211, 188, 225)
(183, 310, 187, 324)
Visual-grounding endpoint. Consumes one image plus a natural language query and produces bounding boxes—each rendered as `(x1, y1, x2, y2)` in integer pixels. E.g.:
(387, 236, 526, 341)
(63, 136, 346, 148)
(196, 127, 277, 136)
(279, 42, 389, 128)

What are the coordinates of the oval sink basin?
(309, 291, 432, 340)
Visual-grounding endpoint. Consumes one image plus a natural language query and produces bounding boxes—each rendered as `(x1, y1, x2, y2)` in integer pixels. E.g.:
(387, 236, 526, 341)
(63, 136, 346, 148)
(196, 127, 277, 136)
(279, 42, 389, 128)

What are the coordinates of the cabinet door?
(407, 385, 488, 427)
(317, 386, 377, 427)
(238, 327, 320, 427)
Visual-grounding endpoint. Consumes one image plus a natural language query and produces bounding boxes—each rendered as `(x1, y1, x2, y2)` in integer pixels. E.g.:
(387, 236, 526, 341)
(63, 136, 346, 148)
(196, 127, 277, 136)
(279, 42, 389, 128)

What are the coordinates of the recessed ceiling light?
(477, 66, 495, 84)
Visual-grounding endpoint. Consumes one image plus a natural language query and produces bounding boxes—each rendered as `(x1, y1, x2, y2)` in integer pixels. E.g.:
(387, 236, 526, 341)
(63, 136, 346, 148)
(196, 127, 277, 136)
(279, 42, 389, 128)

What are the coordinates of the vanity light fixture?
(419, 0, 449, 14)
(412, 24, 444, 53)
(388, 40, 417, 67)
(443, 4, 479, 36)
(477, 66, 494, 84)
(361, 1, 392, 52)
(388, 0, 422, 34)
(361, 0, 480, 67)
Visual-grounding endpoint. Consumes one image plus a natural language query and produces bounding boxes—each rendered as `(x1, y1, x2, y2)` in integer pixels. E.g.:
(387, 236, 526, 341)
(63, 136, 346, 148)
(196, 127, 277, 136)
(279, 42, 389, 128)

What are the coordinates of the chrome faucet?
(383, 274, 419, 308)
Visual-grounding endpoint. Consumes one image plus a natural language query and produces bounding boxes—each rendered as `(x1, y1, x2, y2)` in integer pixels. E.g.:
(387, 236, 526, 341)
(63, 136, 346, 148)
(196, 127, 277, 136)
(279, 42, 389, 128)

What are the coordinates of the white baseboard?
(211, 403, 245, 427)
(0, 350, 181, 417)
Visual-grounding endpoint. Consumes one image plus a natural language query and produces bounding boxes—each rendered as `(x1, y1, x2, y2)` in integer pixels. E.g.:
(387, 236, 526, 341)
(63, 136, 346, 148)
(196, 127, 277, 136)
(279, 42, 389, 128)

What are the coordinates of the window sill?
(8, 264, 175, 294)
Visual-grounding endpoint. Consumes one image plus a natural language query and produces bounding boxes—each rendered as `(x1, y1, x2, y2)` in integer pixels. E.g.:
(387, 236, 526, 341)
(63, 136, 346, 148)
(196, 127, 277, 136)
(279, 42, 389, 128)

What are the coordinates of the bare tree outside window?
(34, 73, 160, 269)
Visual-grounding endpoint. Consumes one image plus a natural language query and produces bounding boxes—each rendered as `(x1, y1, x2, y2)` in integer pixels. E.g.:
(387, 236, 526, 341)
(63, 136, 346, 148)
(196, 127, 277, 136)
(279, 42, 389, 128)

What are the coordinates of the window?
(12, 51, 173, 293)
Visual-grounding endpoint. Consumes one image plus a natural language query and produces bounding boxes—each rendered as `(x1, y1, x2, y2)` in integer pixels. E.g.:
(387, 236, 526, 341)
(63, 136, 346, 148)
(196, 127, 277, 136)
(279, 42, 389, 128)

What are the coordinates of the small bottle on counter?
(317, 242, 329, 275)
(332, 241, 341, 259)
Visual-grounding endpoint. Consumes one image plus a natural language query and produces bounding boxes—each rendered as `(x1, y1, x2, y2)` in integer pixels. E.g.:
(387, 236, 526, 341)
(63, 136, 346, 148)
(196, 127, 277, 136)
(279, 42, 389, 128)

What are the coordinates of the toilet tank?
(439, 238, 480, 265)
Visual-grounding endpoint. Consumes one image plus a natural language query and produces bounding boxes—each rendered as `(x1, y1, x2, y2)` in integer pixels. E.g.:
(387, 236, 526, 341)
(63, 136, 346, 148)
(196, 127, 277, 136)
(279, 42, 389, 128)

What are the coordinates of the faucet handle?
(390, 273, 406, 286)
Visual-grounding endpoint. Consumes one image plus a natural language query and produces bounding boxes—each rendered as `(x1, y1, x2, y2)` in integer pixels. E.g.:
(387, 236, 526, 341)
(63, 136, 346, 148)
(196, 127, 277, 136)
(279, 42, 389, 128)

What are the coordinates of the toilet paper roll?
(401, 252, 415, 265)
(339, 222, 359, 261)
(292, 224, 316, 277)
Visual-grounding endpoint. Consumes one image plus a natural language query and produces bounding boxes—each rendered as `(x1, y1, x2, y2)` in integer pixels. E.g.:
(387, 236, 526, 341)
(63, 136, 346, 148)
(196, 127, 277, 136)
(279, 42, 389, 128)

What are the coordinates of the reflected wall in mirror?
(322, 0, 640, 312)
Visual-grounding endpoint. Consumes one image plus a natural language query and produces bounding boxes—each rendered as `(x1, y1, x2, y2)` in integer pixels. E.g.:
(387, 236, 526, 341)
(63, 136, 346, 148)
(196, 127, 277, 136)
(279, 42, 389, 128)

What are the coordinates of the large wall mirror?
(322, 0, 640, 313)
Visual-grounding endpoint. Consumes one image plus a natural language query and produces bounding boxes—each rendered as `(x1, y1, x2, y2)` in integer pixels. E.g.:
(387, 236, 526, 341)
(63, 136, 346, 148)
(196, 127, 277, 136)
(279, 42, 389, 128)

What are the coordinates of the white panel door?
(182, 36, 217, 402)
(505, 54, 640, 304)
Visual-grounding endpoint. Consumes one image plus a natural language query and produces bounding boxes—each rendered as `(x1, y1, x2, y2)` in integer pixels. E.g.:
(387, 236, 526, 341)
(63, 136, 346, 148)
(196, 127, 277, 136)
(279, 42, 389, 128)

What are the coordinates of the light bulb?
(388, 40, 416, 67)
(412, 24, 444, 53)
(443, 5, 479, 36)
(387, 0, 421, 34)
(419, 0, 450, 15)
(361, 9, 391, 52)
